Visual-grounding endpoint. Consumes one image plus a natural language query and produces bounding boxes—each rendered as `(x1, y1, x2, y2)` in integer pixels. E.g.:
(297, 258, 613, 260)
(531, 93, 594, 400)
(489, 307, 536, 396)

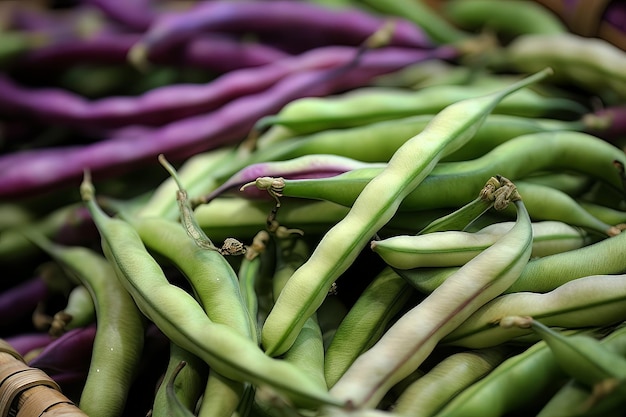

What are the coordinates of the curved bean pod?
(406, 226, 626, 295)
(536, 323, 626, 417)
(443, 0, 567, 37)
(328, 196, 532, 407)
(0, 45, 385, 129)
(392, 346, 510, 417)
(0, 46, 438, 200)
(128, 0, 432, 65)
(493, 33, 626, 100)
(444, 274, 626, 348)
(279, 131, 626, 213)
(49, 285, 96, 337)
(138, 147, 236, 220)
(324, 267, 415, 388)
(261, 69, 552, 357)
(28, 325, 96, 376)
(432, 330, 592, 417)
(372, 220, 589, 269)
(271, 236, 327, 393)
(255, 82, 585, 136)
(81, 177, 343, 409)
(355, 0, 469, 44)
(152, 343, 208, 417)
(203, 154, 383, 204)
(218, 113, 577, 194)
(14, 33, 291, 73)
(0, 275, 49, 327)
(506, 230, 626, 293)
(83, 0, 155, 31)
(128, 216, 255, 342)
(28, 235, 146, 417)
(500, 316, 626, 387)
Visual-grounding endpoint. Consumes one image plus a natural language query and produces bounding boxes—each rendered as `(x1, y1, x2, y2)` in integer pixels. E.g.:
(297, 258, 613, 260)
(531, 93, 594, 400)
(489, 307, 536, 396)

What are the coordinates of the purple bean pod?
(82, 0, 157, 31)
(0, 276, 49, 327)
(28, 324, 96, 374)
(12, 32, 291, 72)
(204, 154, 385, 202)
(3, 332, 54, 358)
(582, 105, 626, 142)
(0, 46, 454, 200)
(0, 45, 389, 129)
(8, 3, 117, 40)
(129, 0, 433, 64)
(603, 1, 626, 33)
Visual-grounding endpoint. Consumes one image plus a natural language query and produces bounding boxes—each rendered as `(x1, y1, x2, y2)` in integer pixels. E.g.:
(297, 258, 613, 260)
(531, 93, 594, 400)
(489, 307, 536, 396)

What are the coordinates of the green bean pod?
(506, 229, 626, 293)
(279, 130, 626, 216)
(138, 147, 236, 220)
(128, 216, 255, 342)
(372, 220, 589, 269)
(328, 196, 532, 408)
(152, 343, 208, 417)
(355, 0, 469, 44)
(443, 0, 567, 37)
(47, 284, 95, 337)
(249, 113, 579, 167)
(261, 69, 552, 357)
(324, 267, 415, 388)
(443, 274, 626, 348)
(494, 33, 626, 100)
(80, 176, 344, 409)
(197, 372, 246, 417)
(406, 227, 626, 295)
(432, 330, 592, 417)
(579, 200, 626, 227)
(271, 237, 328, 393)
(255, 81, 583, 137)
(500, 316, 626, 387)
(537, 323, 626, 417)
(161, 361, 196, 417)
(392, 346, 511, 417)
(26, 234, 146, 417)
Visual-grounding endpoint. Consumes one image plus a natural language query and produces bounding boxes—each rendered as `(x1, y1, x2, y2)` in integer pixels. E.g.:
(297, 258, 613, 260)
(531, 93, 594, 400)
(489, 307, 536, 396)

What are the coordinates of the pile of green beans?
(3, 1, 626, 417)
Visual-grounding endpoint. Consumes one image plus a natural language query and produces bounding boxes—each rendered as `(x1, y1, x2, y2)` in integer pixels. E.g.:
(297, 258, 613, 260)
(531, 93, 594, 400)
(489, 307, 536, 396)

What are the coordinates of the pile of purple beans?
(1, 1, 626, 417)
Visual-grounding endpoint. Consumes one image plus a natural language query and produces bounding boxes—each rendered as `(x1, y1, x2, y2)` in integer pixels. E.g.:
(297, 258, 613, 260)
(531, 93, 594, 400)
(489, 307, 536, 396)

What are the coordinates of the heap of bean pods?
(1, 1, 626, 416)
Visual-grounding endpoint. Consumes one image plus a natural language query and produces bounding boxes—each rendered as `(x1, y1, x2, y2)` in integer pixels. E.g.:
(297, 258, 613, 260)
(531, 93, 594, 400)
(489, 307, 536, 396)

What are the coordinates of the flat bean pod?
(261, 69, 551, 357)
(81, 177, 343, 409)
(328, 196, 532, 408)
(443, 274, 626, 348)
